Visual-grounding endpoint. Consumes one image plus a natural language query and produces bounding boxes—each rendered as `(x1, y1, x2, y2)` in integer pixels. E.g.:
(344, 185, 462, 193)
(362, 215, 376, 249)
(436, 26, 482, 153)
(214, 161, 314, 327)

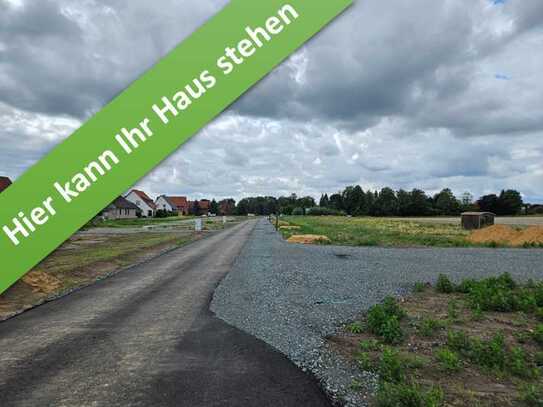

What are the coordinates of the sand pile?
(511, 226, 543, 246)
(468, 225, 543, 247)
(287, 235, 331, 244)
(22, 271, 63, 294)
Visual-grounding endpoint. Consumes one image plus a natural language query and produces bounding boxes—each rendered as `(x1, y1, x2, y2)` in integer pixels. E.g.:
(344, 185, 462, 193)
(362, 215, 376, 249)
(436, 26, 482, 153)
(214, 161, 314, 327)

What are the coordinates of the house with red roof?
(155, 195, 190, 216)
(125, 189, 157, 217)
(0, 176, 12, 194)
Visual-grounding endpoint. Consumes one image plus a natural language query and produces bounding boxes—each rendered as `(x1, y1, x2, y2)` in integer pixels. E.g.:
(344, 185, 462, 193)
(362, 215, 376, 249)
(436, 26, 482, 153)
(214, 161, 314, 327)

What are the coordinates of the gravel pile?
(211, 219, 543, 406)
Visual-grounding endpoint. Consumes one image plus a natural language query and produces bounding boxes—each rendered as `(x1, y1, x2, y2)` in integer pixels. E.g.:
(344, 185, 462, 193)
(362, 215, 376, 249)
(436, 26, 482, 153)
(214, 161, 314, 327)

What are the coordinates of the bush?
(414, 282, 427, 293)
(346, 322, 364, 334)
(465, 273, 538, 313)
(376, 382, 444, 407)
(509, 347, 531, 378)
(436, 348, 461, 372)
(520, 384, 543, 407)
(379, 348, 405, 383)
(356, 352, 373, 371)
(436, 274, 454, 294)
(367, 297, 405, 344)
(447, 300, 460, 321)
(291, 207, 305, 216)
(359, 339, 381, 352)
(305, 206, 344, 216)
(418, 319, 442, 337)
(534, 325, 543, 346)
(447, 330, 472, 352)
(470, 333, 507, 371)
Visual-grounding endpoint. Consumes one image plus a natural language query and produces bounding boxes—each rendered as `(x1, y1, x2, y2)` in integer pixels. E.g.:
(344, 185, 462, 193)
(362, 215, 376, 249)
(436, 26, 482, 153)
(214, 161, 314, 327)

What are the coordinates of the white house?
(125, 189, 156, 218)
(155, 195, 176, 213)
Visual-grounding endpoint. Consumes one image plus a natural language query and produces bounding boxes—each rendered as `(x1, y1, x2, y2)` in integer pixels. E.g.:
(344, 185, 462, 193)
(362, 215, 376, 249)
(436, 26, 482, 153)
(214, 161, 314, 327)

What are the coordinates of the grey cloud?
(1, 0, 542, 204)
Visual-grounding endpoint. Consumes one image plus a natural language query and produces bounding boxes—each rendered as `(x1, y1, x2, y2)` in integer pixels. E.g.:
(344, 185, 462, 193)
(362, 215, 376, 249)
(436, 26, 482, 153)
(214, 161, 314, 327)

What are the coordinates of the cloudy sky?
(1, 0, 543, 203)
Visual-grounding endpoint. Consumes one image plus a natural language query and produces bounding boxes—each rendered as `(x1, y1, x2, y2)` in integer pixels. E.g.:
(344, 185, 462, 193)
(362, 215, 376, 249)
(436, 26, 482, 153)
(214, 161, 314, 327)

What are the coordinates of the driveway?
(0, 220, 331, 407)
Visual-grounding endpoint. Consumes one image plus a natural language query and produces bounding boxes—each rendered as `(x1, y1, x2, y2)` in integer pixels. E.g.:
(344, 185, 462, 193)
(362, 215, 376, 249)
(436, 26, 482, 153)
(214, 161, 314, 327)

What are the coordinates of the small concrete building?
(461, 212, 495, 230)
(102, 196, 141, 220)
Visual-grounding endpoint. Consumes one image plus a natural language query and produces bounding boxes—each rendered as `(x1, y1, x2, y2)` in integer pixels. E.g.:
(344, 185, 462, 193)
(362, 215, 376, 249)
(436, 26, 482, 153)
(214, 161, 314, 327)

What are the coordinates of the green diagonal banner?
(0, 1, 352, 294)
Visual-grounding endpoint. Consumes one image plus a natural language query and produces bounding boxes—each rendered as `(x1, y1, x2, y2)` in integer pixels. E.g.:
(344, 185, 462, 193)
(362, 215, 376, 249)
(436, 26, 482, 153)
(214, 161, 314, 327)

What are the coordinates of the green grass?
(282, 216, 473, 248)
(96, 216, 195, 228)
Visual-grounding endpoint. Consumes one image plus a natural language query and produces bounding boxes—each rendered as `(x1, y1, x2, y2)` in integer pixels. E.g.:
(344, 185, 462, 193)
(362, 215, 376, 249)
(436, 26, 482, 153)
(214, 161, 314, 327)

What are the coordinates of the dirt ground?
(330, 283, 543, 406)
(0, 231, 197, 321)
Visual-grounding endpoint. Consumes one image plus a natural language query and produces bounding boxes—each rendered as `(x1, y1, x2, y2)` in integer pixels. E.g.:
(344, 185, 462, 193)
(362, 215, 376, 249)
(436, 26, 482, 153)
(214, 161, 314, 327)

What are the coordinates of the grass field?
(281, 216, 472, 248)
(94, 215, 195, 228)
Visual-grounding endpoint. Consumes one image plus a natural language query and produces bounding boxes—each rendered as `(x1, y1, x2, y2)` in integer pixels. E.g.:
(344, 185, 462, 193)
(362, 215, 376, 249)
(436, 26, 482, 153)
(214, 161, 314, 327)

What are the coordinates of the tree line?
(214, 187, 525, 217)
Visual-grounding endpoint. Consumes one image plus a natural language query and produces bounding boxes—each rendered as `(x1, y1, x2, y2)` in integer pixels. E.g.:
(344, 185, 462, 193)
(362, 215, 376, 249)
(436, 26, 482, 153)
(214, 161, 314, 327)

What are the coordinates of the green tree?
(329, 193, 343, 211)
(373, 188, 399, 216)
(210, 199, 219, 215)
(319, 193, 330, 208)
(497, 190, 523, 215)
(433, 189, 461, 216)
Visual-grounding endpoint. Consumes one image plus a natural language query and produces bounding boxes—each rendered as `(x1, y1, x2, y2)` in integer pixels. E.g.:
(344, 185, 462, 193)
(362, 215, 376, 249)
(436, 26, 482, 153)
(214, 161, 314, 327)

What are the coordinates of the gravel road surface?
(0, 220, 331, 407)
(211, 219, 543, 406)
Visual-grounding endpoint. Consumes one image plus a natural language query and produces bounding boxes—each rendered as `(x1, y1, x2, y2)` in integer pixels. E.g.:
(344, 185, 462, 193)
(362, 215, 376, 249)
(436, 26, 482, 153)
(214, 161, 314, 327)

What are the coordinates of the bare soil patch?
(329, 276, 543, 406)
(468, 225, 543, 247)
(0, 232, 195, 320)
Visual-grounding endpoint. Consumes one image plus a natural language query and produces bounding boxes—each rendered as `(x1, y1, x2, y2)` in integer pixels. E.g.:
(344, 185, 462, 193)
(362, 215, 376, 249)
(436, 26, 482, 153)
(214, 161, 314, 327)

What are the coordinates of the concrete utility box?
(461, 212, 495, 230)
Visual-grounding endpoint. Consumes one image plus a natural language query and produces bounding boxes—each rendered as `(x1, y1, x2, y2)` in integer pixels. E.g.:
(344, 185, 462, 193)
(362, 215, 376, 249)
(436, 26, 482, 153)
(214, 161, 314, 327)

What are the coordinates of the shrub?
(418, 319, 442, 337)
(291, 207, 304, 216)
(367, 297, 405, 344)
(534, 325, 543, 346)
(382, 296, 407, 320)
(359, 339, 381, 352)
(305, 207, 344, 216)
(436, 348, 461, 372)
(378, 348, 405, 384)
(455, 278, 477, 294)
(535, 352, 543, 367)
(414, 282, 427, 293)
(381, 317, 404, 344)
(509, 347, 529, 378)
(376, 382, 444, 407)
(466, 273, 527, 313)
(471, 305, 484, 321)
(346, 322, 364, 334)
(447, 300, 460, 321)
(436, 274, 454, 294)
(520, 384, 543, 407)
(447, 330, 472, 352)
(470, 333, 507, 371)
(356, 352, 373, 371)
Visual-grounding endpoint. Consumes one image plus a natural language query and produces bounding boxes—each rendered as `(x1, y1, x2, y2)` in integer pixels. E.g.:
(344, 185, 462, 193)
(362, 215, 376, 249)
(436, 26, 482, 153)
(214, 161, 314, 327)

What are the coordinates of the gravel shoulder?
(211, 219, 543, 406)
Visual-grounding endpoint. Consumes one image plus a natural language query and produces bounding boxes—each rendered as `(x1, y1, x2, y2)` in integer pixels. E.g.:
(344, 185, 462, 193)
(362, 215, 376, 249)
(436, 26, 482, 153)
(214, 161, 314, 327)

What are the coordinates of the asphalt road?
(0, 220, 331, 407)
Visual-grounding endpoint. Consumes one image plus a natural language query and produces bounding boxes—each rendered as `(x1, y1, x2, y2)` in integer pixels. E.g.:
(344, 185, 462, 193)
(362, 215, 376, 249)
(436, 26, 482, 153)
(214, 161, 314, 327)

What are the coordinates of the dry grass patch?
(287, 234, 331, 244)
